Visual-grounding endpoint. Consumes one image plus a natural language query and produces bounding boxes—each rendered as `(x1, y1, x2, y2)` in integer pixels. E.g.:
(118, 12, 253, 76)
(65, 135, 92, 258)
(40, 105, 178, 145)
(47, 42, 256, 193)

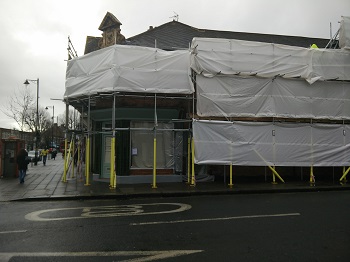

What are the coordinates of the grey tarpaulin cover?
(191, 37, 350, 84)
(191, 34, 350, 166)
(196, 74, 350, 120)
(65, 44, 194, 98)
(193, 120, 350, 167)
(64, 33, 350, 168)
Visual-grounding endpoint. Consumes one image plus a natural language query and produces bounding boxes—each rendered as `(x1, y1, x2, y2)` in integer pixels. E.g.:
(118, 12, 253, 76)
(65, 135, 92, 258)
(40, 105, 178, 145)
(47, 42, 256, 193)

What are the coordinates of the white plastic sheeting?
(193, 120, 350, 167)
(196, 74, 350, 120)
(131, 122, 174, 169)
(339, 16, 350, 50)
(191, 37, 350, 84)
(65, 44, 194, 98)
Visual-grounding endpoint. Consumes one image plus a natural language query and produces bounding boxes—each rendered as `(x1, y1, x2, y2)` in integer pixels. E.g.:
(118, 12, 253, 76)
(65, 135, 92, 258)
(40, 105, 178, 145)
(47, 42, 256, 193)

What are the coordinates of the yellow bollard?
(191, 137, 196, 187)
(113, 138, 117, 188)
(77, 141, 82, 180)
(72, 139, 75, 178)
(271, 166, 278, 185)
(65, 138, 73, 176)
(187, 136, 191, 184)
(310, 165, 315, 184)
(268, 165, 285, 183)
(340, 166, 350, 183)
(62, 138, 68, 183)
(228, 163, 234, 188)
(85, 137, 90, 186)
(110, 137, 115, 189)
(152, 137, 157, 189)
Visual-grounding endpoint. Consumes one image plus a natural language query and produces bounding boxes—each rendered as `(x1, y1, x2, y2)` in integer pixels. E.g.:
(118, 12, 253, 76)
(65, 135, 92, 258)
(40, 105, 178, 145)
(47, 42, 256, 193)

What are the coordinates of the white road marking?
(0, 250, 203, 262)
(25, 203, 191, 222)
(130, 212, 301, 226)
(0, 230, 27, 234)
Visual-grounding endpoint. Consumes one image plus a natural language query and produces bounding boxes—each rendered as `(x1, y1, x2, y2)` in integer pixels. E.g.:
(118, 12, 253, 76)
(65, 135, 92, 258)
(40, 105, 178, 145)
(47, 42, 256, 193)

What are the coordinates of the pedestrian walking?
(16, 148, 29, 184)
(51, 148, 57, 160)
(41, 148, 49, 166)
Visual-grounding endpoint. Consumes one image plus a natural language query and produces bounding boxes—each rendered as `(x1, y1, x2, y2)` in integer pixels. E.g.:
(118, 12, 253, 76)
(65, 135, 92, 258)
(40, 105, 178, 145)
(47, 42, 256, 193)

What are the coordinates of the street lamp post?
(45, 105, 55, 148)
(24, 78, 39, 165)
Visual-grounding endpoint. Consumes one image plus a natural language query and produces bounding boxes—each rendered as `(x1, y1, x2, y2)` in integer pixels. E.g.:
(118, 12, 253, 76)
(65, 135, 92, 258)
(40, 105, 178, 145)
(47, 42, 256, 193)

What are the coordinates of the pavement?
(1, 153, 349, 202)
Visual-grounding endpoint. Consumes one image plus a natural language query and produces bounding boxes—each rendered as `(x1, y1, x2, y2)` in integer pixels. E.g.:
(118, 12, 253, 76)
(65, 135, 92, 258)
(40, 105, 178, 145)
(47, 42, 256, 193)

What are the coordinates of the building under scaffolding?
(63, 15, 350, 186)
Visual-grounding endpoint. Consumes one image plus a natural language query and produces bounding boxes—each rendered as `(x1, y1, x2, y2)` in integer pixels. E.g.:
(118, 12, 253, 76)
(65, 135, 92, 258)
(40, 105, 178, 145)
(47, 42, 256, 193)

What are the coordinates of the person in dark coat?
(16, 148, 29, 184)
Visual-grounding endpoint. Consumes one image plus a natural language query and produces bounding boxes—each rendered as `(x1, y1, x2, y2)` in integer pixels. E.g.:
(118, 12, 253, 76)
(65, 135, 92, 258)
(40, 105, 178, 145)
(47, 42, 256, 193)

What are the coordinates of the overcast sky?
(0, 0, 349, 130)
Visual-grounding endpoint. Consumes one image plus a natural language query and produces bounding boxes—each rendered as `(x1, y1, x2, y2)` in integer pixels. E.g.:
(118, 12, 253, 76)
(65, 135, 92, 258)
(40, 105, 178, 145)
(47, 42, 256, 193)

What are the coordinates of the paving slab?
(1, 153, 350, 202)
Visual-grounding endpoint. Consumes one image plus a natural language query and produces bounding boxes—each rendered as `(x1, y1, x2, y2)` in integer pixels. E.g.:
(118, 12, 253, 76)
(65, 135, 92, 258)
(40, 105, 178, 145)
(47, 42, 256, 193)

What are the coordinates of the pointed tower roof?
(98, 12, 122, 31)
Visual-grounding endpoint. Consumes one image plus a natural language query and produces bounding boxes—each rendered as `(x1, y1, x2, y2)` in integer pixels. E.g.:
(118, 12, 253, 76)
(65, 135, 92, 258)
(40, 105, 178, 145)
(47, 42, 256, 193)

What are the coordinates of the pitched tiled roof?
(126, 21, 330, 50)
(84, 36, 102, 54)
(85, 20, 331, 54)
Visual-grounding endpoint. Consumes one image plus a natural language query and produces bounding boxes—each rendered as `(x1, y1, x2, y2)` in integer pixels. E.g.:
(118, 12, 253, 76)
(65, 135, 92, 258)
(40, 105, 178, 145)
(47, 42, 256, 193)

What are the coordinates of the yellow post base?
(271, 167, 278, 185)
(228, 164, 234, 188)
(152, 137, 157, 189)
(268, 165, 284, 183)
(187, 137, 191, 184)
(309, 166, 315, 185)
(340, 166, 350, 183)
(190, 138, 196, 187)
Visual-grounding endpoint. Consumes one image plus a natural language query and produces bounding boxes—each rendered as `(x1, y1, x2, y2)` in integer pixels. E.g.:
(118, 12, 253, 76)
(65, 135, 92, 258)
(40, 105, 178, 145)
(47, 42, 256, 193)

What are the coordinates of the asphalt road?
(0, 191, 349, 262)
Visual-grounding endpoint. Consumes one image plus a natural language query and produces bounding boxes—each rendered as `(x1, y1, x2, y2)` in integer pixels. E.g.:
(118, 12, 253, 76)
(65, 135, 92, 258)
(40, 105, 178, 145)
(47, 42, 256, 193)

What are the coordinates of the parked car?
(27, 150, 42, 162)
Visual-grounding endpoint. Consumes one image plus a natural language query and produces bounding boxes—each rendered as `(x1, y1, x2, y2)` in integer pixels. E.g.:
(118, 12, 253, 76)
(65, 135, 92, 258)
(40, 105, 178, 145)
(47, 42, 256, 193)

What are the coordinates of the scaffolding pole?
(110, 94, 116, 189)
(268, 165, 285, 183)
(152, 94, 158, 189)
(340, 166, 350, 182)
(191, 136, 196, 186)
(85, 96, 91, 186)
(187, 134, 191, 184)
(228, 163, 233, 188)
(310, 165, 315, 184)
(62, 101, 69, 183)
(71, 133, 75, 178)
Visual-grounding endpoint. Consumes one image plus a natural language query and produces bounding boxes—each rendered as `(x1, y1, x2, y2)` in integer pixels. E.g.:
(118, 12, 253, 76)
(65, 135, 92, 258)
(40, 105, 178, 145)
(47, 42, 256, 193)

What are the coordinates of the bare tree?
(2, 86, 51, 132)
(2, 85, 34, 131)
(57, 108, 81, 130)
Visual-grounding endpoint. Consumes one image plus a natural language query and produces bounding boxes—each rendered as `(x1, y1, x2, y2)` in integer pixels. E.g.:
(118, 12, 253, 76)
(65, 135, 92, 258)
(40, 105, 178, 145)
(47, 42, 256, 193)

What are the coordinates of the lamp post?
(45, 105, 55, 149)
(24, 78, 39, 165)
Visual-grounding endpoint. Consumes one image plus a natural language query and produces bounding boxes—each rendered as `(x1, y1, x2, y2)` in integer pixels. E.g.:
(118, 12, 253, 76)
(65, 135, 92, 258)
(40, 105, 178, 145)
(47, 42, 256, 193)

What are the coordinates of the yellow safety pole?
(110, 137, 115, 188)
(340, 166, 350, 182)
(84, 138, 88, 178)
(191, 137, 196, 186)
(152, 136, 157, 189)
(228, 163, 233, 188)
(267, 165, 285, 183)
(152, 93, 158, 189)
(271, 166, 277, 184)
(310, 165, 315, 184)
(72, 136, 75, 178)
(187, 136, 191, 184)
(62, 137, 68, 182)
(77, 140, 82, 180)
(110, 93, 117, 189)
(65, 137, 73, 173)
(113, 138, 117, 188)
(85, 137, 90, 186)
(84, 95, 91, 186)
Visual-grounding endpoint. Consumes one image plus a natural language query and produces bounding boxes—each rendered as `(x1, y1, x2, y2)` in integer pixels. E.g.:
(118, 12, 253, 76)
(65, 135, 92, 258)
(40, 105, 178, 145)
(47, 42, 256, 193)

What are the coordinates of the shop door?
(101, 121, 130, 178)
